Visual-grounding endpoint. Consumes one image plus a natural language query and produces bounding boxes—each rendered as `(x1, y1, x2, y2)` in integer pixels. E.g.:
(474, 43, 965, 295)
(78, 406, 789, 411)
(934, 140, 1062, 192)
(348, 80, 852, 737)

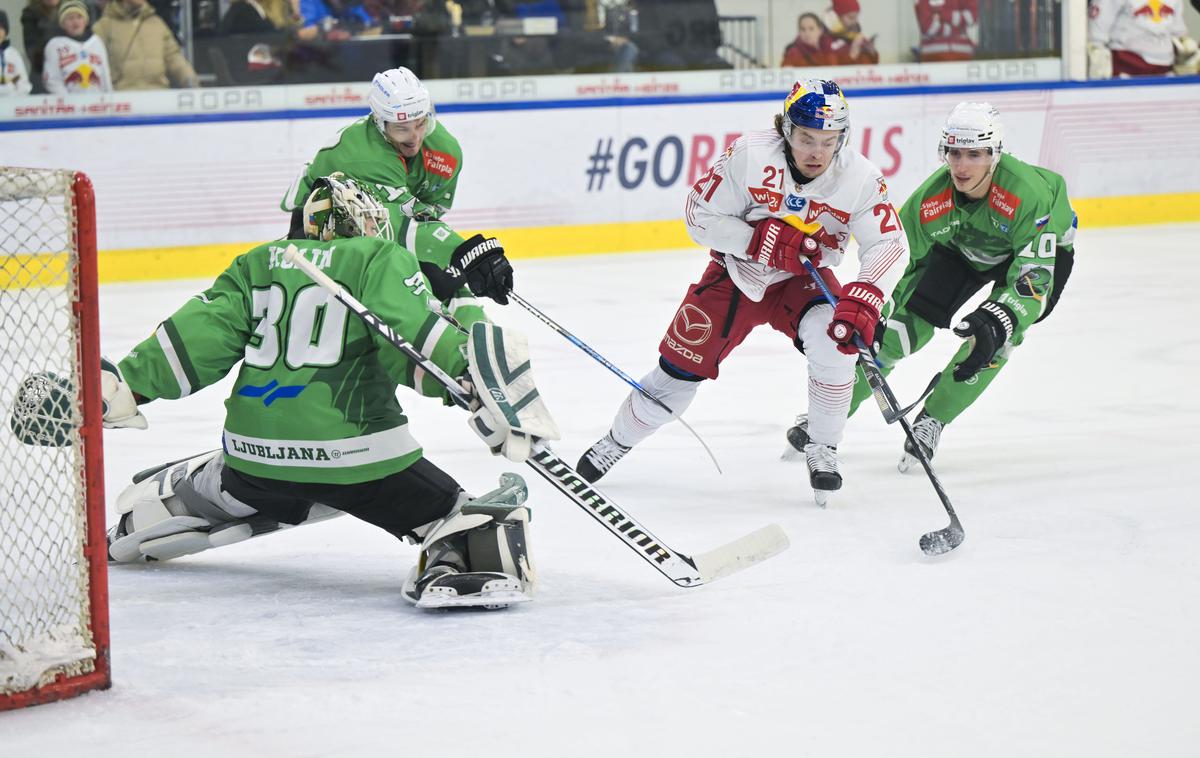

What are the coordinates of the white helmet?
(368, 67, 435, 138)
(939, 102, 1004, 170)
(303, 173, 392, 241)
(782, 78, 851, 154)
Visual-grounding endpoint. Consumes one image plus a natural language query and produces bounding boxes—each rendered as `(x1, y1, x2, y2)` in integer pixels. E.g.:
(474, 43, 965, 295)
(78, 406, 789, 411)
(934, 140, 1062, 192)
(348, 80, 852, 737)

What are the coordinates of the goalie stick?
(800, 257, 965, 557)
(507, 291, 723, 473)
(283, 245, 789, 585)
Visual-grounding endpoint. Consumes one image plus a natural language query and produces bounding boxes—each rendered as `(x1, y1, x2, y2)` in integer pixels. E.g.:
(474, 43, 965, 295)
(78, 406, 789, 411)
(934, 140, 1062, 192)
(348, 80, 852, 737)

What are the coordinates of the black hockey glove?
(951, 300, 1016, 382)
(447, 234, 513, 305)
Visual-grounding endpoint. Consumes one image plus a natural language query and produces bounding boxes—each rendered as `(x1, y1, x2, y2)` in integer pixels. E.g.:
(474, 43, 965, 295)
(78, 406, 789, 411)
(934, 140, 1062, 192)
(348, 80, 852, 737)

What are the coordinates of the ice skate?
(576, 432, 631, 483)
(403, 564, 529, 610)
(781, 414, 809, 461)
(898, 410, 944, 473)
(804, 442, 841, 508)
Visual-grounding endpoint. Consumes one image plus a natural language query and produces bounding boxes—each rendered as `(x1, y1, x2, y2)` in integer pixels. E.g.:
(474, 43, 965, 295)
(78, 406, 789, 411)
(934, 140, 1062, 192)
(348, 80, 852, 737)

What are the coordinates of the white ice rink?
(6, 223, 1200, 756)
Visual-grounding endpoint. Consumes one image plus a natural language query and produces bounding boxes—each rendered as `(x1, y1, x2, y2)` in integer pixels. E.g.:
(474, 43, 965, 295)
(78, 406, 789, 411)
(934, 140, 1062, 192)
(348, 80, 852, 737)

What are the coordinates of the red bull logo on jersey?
(920, 188, 954, 223)
(423, 149, 457, 179)
(1133, 0, 1174, 21)
(749, 186, 783, 212)
(989, 184, 1021, 219)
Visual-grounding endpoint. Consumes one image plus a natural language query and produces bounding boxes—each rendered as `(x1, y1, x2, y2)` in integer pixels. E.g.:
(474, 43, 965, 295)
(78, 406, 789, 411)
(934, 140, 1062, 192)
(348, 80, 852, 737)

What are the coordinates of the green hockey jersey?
(895, 152, 1077, 332)
(283, 117, 462, 223)
(118, 237, 468, 485)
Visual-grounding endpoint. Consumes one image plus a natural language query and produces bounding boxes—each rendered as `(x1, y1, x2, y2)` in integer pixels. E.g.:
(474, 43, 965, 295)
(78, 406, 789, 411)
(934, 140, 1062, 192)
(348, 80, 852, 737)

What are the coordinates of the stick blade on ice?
(689, 524, 790, 584)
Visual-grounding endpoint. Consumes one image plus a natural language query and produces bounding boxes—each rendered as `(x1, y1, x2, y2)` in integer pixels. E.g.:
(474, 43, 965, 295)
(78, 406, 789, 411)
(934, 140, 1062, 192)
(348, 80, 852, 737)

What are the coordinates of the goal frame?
(0, 171, 110, 711)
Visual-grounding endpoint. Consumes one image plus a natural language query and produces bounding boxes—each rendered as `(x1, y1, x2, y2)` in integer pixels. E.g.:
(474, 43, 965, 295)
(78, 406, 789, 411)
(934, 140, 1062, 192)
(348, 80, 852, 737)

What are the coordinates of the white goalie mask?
(302, 173, 392, 241)
(939, 102, 1004, 170)
(369, 67, 436, 139)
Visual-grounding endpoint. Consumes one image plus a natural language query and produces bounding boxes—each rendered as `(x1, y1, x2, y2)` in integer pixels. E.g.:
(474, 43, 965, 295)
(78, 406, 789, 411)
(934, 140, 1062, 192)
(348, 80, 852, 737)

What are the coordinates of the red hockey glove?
(746, 218, 821, 275)
(828, 282, 884, 356)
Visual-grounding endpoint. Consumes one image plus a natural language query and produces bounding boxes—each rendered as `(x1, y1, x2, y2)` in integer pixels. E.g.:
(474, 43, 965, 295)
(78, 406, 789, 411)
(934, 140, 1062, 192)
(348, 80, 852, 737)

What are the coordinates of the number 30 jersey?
(118, 237, 469, 484)
(685, 128, 909, 302)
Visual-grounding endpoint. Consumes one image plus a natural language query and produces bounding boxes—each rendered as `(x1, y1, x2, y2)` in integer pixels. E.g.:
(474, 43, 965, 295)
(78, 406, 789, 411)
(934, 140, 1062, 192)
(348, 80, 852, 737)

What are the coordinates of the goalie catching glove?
(465, 322, 560, 462)
(101, 357, 148, 429)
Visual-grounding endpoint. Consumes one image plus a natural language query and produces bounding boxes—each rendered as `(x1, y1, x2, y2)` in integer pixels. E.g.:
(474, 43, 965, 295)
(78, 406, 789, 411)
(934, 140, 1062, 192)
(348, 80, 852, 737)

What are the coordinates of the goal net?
(0, 167, 110, 710)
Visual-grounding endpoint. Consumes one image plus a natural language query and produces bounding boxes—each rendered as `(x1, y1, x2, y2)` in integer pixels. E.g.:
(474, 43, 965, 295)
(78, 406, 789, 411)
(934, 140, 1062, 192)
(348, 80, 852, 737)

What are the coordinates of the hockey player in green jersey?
(785, 102, 1076, 472)
(281, 67, 513, 309)
(99, 175, 559, 609)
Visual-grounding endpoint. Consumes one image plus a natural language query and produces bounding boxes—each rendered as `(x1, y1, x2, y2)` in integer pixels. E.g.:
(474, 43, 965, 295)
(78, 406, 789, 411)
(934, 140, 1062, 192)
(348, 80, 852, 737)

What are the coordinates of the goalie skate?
(403, 566, 530, 610)
(898, 410, 944, 473)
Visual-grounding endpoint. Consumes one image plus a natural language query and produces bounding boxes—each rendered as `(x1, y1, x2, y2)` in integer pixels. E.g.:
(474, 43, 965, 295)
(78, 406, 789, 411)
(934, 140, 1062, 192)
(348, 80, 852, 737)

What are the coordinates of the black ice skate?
(898, 410, 945, 473)
(804, 441, 842, 508)
(403, 564, 530, 610)
(576, 432, 631, 483)
(781, 413, 809, 461)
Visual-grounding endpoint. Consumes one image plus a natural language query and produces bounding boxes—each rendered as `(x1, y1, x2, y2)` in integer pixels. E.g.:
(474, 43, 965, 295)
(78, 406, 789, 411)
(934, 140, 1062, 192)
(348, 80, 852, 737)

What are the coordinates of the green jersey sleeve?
(989, 164, 1075, 330)
(118, 258, 253, 400)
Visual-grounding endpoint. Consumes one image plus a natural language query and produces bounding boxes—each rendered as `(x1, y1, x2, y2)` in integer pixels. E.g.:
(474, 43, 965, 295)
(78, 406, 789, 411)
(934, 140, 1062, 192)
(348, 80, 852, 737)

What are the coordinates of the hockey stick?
(283, 245, 789, 585)
(507, 291, 722, 473)
(800, 257, 964, 556)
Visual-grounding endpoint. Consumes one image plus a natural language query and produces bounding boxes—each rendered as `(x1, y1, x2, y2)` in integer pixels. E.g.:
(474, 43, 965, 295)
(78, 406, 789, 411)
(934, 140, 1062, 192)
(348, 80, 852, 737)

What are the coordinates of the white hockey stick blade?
(689, 524, 790, 584)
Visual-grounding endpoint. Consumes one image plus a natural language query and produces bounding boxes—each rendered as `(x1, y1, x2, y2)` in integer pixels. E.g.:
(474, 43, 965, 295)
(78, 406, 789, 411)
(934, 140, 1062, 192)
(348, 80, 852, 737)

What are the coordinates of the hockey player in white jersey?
(576, 79, 909, 506)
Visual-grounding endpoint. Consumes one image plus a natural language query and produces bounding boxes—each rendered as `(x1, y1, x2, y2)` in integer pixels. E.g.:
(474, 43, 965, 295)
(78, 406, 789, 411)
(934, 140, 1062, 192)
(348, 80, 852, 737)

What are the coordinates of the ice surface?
(5, 223, 1200, 757)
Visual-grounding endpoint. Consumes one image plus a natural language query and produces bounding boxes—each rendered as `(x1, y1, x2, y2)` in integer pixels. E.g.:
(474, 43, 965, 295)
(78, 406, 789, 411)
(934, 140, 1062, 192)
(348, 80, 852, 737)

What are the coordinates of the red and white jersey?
(0, 45, 33, 95)
(1088, 0, 1188, 67)
(684, 128, 909, 303)
(42, 35, 112, 94)
(913, 0, 979, 58)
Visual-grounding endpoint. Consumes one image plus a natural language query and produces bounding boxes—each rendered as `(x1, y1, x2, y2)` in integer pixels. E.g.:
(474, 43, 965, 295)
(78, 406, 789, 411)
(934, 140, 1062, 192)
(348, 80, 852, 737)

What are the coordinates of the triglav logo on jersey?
(672, 304, 713, 346)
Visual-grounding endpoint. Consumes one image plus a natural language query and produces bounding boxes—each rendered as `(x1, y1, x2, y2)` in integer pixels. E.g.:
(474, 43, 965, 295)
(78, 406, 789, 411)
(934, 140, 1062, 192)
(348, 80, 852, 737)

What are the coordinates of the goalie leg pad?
(403, 473, 535, 609)
(108, 451, 340, 563)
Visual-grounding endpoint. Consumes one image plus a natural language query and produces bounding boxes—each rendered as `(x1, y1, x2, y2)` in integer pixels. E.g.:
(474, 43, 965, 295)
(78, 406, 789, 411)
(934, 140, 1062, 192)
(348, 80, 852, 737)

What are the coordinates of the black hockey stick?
(507, 291, 722, 473)
(284, 245, 789, 585)
(801, 258, 964, 556)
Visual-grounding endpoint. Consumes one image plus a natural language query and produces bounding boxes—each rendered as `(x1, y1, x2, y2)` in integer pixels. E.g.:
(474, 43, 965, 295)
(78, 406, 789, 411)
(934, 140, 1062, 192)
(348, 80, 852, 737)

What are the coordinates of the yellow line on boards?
(5, 194, 1198, 285)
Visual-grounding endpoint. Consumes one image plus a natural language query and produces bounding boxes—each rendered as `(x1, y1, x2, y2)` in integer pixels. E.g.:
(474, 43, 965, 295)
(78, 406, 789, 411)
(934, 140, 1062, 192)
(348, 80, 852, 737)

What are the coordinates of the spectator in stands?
(1087, 0, 1198, 77)
(0, 10, 34, 94)
(631, 0, 729, 71)
(361, 0, 451, 36)
(295, 0, 377, 40)
(557, 0, 638, 73)
(220, 0, 303, 34)
(824, 0, 878, 64)
(781, 11, 874, 67)
(94, 0, 199, 89)
(21, 0, 60, 91)
(43, 0, 113, 92)
(913, 0, 978, 61)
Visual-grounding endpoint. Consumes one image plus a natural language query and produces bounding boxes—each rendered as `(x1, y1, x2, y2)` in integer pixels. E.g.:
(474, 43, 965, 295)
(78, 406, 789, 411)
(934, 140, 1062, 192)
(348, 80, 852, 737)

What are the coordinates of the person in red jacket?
(914, 0, 978, 61)
(782, 11, 876, 66)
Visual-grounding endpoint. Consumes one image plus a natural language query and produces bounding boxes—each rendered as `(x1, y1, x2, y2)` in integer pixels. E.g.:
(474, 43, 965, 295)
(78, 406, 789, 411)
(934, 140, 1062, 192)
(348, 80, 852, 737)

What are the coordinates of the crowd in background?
(1, 0, 1198, 95)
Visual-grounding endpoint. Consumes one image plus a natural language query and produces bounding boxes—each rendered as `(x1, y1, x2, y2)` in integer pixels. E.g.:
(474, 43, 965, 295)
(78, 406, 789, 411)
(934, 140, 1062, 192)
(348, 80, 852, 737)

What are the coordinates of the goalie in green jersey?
(281, 67, 514, 313)
(784, 102, 1077, 472)
(90, 176, 559, 610)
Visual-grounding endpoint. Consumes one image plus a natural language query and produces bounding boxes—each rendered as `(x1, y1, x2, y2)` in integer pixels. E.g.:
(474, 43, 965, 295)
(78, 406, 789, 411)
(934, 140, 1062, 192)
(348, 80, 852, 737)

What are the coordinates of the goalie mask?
(782, 79, 850, 155)
(939, 102, 1004, 171)
(302, 174, 392, 241)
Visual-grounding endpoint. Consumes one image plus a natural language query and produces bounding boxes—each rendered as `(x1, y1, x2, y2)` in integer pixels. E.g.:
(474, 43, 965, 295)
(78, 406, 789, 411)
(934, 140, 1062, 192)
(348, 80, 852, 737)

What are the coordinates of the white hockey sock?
(609, 365, 701, 447)
(799, 304, 856, 446)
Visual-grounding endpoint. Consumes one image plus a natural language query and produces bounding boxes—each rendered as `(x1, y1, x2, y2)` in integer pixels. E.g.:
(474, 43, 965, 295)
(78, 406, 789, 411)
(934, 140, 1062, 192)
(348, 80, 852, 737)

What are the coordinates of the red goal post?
(0, 168, 110, 709)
